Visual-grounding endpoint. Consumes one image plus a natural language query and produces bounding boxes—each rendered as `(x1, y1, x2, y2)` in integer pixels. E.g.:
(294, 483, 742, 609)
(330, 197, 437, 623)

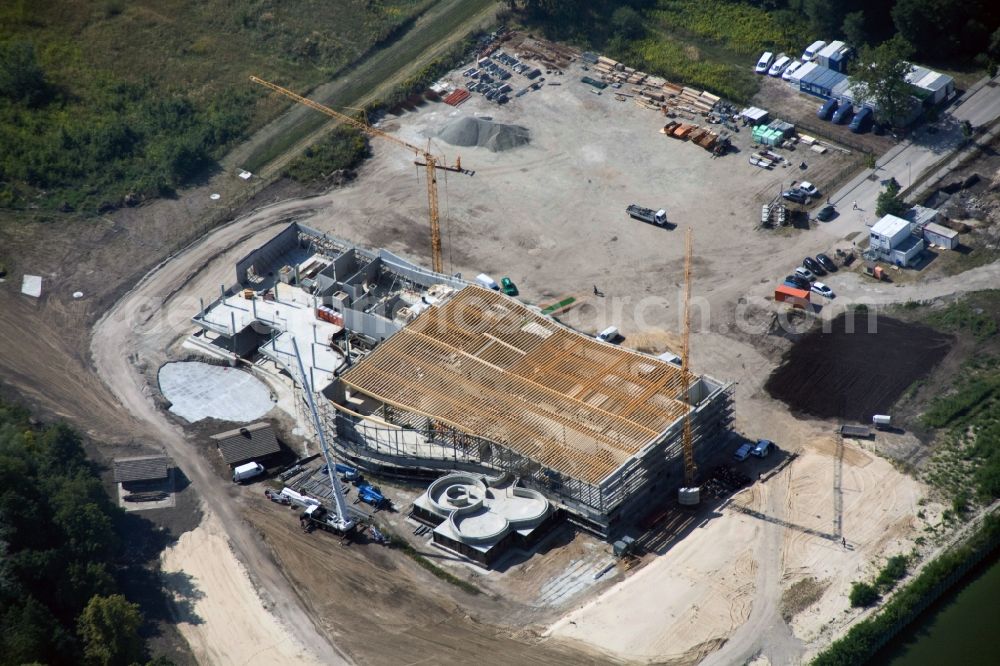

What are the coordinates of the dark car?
(849, 106, 874, 133)
(816, 253, 837, 272)
(803, 256, 825, 275)
(782, 189, 807, 204)
(817, 98, 838, 120)
(785, 274, 810, 290)
(832, 103, 854, 124)
(815, 204, 836, 221)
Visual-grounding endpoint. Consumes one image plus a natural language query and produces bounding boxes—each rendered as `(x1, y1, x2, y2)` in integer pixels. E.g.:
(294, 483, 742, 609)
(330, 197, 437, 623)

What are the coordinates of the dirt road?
(91, 211, 352, 661)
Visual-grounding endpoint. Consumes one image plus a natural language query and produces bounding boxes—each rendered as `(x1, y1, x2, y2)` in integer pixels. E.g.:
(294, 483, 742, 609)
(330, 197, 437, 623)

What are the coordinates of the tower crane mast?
(679, 228, 699, 502)
(250, 76, 472, 273)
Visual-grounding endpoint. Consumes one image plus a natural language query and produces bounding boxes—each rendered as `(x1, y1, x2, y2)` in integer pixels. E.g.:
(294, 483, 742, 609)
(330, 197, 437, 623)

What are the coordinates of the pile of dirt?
(436, 116, 530, 152)
(764, 315, 953, 421)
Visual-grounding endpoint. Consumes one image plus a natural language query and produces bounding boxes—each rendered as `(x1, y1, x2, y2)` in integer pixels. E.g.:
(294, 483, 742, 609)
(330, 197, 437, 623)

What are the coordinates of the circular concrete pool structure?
(426, 474, 550, 545)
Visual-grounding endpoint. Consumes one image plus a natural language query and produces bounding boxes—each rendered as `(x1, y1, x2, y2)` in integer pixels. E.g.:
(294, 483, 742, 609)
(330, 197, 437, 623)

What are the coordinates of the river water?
(878, 555, 999, 664)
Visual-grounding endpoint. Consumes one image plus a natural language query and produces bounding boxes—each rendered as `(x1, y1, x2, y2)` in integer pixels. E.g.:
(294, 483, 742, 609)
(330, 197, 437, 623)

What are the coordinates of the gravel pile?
(436, 116, 530, 152)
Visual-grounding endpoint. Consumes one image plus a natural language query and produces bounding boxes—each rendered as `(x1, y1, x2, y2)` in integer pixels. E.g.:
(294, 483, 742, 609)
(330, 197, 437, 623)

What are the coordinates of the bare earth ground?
(2, 38, 997, 665)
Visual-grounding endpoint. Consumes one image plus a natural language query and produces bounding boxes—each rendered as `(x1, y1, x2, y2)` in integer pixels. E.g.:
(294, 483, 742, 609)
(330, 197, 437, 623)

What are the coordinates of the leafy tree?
(849, 35, 915, 128)
(842, 11, 868, 47)
(77, 594, 144, 666)
(0, 41, 51, 107)
(849, 581, 879, 607)
(610, 6, 643, 40)
(875, 178, 910, 217)
(893, 0, 999, 60)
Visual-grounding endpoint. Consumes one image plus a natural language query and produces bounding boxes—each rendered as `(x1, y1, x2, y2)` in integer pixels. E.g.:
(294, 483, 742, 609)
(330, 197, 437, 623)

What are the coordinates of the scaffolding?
(332, 286, 734, 535)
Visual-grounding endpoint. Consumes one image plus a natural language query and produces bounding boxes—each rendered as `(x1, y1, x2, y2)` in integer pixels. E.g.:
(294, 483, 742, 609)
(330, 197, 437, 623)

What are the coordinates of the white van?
(768, 55, 791, 77)
(755, 52, 775, 74)
(597, 326, 619, 343)
(475, 273, 500, 290)
(233, 461, 265, 483)
(801, 40, 826, 62)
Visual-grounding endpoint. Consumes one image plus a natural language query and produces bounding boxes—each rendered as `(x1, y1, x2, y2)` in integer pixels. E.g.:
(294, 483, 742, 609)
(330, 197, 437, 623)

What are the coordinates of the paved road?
(822, 71, 1000, 241)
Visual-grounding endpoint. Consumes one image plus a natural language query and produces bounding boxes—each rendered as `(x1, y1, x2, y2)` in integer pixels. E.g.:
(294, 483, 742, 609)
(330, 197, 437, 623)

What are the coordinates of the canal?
(878, 554, 1000, 665)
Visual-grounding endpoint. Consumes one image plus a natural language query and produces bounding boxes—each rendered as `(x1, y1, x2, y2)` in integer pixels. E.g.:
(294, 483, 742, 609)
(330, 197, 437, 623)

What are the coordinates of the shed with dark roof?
(211, 422, 280, 465)
(113, 455, 169, 483)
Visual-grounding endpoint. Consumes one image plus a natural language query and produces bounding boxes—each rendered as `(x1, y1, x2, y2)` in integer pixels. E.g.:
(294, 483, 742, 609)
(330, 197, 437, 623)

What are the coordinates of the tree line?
(0, 400, 168, 665)
(508, 0, 1000, 66)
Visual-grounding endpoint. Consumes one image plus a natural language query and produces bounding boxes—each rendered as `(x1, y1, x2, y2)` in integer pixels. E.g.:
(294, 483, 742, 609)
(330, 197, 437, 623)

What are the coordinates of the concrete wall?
(235, 223, 301, 285)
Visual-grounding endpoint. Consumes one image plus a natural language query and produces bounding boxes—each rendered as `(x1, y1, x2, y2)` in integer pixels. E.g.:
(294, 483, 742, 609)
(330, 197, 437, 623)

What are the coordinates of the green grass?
(283, 127, 369, 186)
(926, 297, 999, 341)
(0, 0, 433, 211)
(241, 0, 493, 173)
(649, 1, 812, 56)
(917, 292, 1000, 503)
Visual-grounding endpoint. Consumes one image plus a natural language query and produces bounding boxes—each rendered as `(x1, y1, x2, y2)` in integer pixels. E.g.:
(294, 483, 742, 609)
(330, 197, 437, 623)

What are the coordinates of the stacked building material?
(443, 88, 470, 106)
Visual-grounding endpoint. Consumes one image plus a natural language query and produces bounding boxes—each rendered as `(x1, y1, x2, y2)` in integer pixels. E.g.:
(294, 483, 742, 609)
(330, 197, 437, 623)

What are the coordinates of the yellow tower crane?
(679, 227, 700, 505)
(250, 76, 473, 273)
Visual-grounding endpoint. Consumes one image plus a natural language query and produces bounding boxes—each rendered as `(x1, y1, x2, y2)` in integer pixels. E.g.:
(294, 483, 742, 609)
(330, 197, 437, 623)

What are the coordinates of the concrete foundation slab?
(158, 361, 275, 423)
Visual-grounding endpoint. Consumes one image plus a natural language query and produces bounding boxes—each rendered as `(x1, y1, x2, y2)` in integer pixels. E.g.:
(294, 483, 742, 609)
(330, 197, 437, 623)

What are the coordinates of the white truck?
(232, 461, 265, 483)
(626, 204, 668, 227)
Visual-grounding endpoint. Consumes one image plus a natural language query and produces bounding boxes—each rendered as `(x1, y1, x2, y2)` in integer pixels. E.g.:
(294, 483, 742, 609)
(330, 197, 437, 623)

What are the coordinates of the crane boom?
(681, 227, 697, 488)
(250, 76, 471, 273)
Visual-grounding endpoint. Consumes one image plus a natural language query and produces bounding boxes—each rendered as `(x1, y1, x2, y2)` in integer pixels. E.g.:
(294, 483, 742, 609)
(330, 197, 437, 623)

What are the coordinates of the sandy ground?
(161, 511, 331, 666)
(548, 433, 928, 665)
(549, 512, 759, 664)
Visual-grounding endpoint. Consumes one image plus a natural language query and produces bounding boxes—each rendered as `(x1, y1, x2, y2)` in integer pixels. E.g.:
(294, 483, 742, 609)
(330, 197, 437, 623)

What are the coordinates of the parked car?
(801, 40, 827, 62)
(782, 60, 803, 81)
(769, 55, 791, 77)
(803, 256, 824, 275)
(785, 274, 810, 290)
(794, 266, 815, 282)
(817, 98, 838, 120)
(816, 253, 837, 272)
(755, 52, 775, 74)
(597, 326, 619, 343)
(832, 103, 854, 124)
(797, 181, 819, 197)
(782, 189, 807, 204)
(815, 204, 836, 221)
(811, 282, 835, 298)
(850, 106, 874, 133)
(734, 442, 754, 461)
(751, 439, 774, 458)
(500, 276, 518, 296)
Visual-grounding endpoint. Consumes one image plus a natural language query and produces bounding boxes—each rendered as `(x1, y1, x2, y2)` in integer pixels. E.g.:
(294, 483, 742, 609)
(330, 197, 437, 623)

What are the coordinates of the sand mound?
(436, 116, 530, 152)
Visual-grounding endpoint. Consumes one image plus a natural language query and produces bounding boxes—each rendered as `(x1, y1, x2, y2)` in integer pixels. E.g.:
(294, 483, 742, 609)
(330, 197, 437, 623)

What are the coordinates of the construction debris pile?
(436, 116, 531, 152)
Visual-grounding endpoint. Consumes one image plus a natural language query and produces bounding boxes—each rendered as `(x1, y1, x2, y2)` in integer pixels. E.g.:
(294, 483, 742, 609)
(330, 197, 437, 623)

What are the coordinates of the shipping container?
(774, 285, 811, 308)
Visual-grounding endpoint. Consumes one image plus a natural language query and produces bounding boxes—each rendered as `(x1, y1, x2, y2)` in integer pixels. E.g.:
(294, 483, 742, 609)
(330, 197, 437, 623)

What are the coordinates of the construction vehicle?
(250, 76, 473, 273)
(626, 204, 668, 227)
(678, 228, 700, 506)
(356, 483, 389, 510)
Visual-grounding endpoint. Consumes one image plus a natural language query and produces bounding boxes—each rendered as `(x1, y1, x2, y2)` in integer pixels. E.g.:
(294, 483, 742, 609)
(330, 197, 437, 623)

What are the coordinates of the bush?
(850, 581, 880, 607)
(815, 514, 1000, 665)
(875, 555, 909, 592)
(284, 127, 369, 185)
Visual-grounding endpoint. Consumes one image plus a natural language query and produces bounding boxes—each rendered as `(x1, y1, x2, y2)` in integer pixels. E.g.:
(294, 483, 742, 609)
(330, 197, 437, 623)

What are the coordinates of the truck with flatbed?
(626, 204, 669, 227)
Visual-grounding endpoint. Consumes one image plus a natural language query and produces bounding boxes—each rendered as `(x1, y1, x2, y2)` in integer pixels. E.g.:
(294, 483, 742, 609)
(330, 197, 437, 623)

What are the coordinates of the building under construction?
(193, 223, 734, 537)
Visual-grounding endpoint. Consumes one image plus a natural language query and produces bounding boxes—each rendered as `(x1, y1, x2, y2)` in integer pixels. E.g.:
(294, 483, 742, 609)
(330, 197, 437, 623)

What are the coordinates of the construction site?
(192, 221, 734, 542)
(27, 26, 990, 666)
